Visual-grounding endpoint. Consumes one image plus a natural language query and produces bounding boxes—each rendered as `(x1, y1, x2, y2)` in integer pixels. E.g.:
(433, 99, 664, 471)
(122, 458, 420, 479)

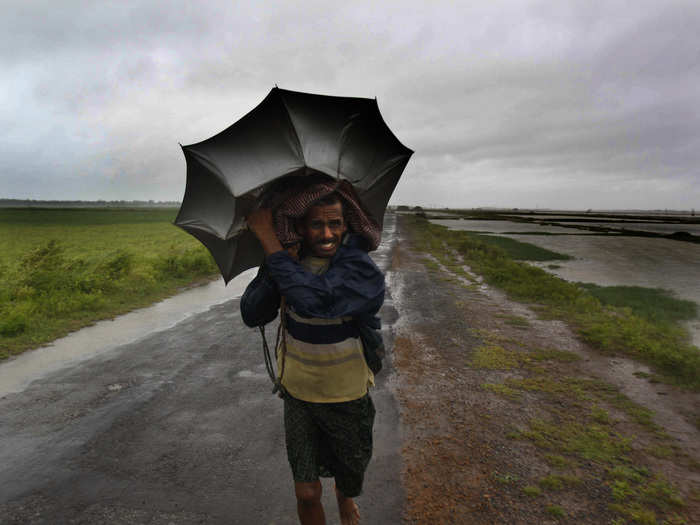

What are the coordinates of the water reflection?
(432, 220, 700, 347)
(430, 219, 578, 234)
(432, 218, 700, 236)
(572, 222, 700, 236)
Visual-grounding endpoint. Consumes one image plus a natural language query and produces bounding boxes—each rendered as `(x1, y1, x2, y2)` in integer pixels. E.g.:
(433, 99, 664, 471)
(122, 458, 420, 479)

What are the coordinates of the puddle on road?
(370, 212, 397, 272)
(0, 269, 256, 397)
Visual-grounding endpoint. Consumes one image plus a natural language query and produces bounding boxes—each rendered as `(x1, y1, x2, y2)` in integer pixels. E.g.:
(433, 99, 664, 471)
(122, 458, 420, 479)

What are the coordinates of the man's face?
(298, 201, 347, 258)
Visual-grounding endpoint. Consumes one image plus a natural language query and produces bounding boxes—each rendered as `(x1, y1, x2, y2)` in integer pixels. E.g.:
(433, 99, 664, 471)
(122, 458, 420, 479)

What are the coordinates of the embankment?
(392, 214, 699, 524)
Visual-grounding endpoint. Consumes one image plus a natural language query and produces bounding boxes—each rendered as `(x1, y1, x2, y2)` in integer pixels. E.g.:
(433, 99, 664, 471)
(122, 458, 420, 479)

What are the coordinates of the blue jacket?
(240, 234, 385, 328)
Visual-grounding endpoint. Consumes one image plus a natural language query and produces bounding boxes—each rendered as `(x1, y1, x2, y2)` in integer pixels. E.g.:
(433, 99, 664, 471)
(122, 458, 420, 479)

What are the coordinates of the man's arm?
(240, 207, 293, 327)
(264, 248, 385, 320)
(240, 264, 281, 327)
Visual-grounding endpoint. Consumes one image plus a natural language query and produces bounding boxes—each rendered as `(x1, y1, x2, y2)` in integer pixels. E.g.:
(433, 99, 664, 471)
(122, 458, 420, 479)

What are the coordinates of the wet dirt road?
(0, 214, 403, 525)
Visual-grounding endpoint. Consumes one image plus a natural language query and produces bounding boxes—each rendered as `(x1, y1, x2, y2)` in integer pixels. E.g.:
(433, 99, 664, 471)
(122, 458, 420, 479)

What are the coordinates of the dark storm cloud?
(392, 1, 700, 207)
(1, 0, 699, 208)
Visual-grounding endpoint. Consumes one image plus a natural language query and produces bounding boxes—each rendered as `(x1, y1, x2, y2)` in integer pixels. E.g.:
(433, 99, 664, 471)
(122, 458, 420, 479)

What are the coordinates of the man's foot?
(335, 487, 360, 525)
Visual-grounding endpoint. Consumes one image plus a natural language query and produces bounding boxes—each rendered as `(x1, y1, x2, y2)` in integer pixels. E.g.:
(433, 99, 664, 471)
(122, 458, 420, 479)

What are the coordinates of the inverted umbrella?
(175, 87, 413, 283)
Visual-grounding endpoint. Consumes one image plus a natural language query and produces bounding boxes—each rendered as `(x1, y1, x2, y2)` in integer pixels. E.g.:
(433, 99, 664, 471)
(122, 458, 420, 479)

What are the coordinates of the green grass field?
(0, 208, 219, 358)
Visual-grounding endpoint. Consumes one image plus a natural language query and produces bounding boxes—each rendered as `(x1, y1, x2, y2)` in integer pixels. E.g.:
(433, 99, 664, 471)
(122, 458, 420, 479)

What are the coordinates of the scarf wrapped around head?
(266, 178, 381, 252)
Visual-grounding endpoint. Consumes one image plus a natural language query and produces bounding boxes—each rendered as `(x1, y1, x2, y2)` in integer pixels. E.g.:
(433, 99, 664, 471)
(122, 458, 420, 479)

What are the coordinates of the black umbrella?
(175, 87, 413, 283)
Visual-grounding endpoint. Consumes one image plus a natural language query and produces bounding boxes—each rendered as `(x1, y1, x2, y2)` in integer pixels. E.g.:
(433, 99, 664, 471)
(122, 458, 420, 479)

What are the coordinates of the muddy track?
(390, 215, 699, 524)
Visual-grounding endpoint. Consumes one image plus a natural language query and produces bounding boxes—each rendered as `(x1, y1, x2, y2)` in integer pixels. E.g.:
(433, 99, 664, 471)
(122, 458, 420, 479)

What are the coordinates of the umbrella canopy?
(175, 87, 413, 283)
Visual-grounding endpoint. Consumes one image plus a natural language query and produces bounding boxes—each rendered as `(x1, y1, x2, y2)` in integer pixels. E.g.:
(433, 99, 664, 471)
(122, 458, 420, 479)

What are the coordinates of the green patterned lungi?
(283, 393, 375, 498)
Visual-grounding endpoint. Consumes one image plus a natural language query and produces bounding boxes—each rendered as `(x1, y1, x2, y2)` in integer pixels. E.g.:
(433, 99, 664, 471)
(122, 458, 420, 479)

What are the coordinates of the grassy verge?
(578, 284, 698, 324)
(463, 232, 573, 261)
(475, 336, 690, 524)
(406, 215, 700, 389)
(0, 208, 219, 358)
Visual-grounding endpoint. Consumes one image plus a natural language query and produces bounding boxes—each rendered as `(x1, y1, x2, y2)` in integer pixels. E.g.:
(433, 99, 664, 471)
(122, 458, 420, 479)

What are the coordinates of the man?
(241, 192, 385, 525)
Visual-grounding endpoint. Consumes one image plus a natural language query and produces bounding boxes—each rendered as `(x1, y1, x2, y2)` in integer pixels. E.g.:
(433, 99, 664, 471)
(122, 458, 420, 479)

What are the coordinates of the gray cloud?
(1, 0, 699, 209)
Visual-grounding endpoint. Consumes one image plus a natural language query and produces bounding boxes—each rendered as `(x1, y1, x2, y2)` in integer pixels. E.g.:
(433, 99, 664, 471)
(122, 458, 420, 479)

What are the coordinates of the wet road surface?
(0, 213, 403, 524)
(0, 270, 257, 398)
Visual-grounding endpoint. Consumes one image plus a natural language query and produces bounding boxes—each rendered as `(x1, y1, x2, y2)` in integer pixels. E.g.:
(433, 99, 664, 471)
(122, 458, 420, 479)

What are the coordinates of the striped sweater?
(241, 234, 385, 402)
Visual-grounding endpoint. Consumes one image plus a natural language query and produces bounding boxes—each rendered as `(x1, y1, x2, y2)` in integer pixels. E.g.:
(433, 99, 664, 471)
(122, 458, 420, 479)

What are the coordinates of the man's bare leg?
(295, 481, 325, 525)
(335, 485, 360, 525)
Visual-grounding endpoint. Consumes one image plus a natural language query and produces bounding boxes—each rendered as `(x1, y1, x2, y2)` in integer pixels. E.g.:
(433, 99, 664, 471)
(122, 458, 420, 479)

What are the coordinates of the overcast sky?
(2, 0, 699, 209)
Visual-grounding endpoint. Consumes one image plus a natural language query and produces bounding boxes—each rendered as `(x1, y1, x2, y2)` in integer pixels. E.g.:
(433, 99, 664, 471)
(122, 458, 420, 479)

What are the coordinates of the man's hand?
(246, 208, 284, 256)
(247, 208, 274, 235)
(286, 242, 300, 261)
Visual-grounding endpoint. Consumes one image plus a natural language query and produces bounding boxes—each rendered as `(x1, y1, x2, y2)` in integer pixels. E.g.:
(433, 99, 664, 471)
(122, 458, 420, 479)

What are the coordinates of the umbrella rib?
(337, 113, 361, 180)
(275, 89, 306, 168)
(185, 147, 235, 195)
(176, 219, 225, 240)
(368, 154, 412, 185)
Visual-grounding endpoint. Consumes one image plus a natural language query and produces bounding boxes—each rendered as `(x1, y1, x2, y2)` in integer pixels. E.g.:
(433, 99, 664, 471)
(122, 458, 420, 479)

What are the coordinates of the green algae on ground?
(471, 337, 685, 520)
(521, 418, 632, 462)
(482, 372, 687, 522)
(482, 382, 521, 399)
(471, 344, 520, 369)
(544, 454, 576, 469)
(495, 313, 531, 328)
(522, 485, 542, 497)
(492, 471, 520, 484)
(538, 474, 581, 491)
(529, 347, 581, 362)
(545, 504, 567, 518)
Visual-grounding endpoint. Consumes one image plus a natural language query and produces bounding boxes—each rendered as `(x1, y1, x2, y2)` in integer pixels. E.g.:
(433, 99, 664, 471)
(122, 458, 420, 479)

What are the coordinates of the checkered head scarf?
(267, 178, 381, 252)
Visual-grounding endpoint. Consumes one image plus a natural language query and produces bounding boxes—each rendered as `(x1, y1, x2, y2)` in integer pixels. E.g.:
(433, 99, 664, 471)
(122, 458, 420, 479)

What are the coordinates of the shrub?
(102, 250, 134, 280)
(0, 310, 28, 336)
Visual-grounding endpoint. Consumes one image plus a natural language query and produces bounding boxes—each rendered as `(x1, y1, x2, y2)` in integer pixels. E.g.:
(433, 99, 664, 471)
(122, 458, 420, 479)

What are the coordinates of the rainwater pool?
(432, 220, 700, 347)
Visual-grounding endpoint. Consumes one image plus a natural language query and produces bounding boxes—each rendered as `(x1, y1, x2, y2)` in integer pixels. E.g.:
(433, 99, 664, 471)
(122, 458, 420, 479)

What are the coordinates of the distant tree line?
(0, 199, 180, 208)
(395, 205, 424, 212)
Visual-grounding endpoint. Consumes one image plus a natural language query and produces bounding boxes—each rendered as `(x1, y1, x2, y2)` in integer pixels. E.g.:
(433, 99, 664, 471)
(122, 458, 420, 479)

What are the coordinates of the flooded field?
(432, 219, 700, 346)
(504, 214, 667, 221)
(432, 216, 700, 236)
(568, 222, 700, 236)
(502, 213, 700, 236)
(430, 219, 581, 234)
